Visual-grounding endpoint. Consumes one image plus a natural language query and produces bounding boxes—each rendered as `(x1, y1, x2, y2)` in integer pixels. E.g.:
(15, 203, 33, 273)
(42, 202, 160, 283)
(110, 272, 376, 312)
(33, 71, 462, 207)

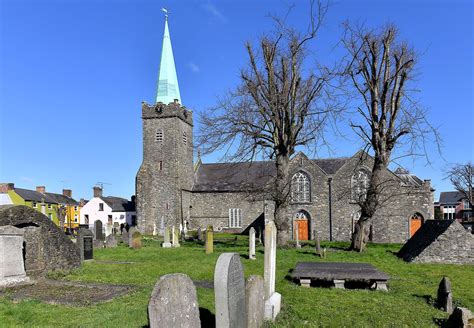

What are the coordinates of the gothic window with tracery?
(291, 172, 311, 203)
(351, 169, 369, 202)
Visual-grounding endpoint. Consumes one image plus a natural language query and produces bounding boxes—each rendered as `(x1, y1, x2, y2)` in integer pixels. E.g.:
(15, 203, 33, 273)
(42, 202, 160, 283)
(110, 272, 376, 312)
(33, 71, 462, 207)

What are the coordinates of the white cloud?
(202, 3, 227, 23)
(188, 62, 200, 73)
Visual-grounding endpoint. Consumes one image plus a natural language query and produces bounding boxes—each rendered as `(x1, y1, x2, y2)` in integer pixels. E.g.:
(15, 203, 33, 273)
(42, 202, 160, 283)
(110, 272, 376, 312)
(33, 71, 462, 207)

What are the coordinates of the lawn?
(0, 235, 472, 327)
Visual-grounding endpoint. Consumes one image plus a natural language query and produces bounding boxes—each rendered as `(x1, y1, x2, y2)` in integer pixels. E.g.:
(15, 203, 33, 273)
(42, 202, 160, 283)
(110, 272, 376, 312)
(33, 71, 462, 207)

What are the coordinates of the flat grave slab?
(291, 262, 389, 291)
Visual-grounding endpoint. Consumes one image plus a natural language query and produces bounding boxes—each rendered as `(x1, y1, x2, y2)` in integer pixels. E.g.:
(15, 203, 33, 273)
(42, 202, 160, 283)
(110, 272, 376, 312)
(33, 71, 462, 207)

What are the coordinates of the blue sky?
(0, 0, 472, 201)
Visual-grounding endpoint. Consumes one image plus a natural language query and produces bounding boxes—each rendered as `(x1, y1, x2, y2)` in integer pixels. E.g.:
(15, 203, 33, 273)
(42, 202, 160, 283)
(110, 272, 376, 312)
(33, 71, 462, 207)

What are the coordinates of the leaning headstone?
(214, 253, 246, 328)
(131, 231, 143, 249)
(205, 225, 214, 254)
(437, 276, 453, 313)
(246, 275, 265, 328)
(105, 234, 118, 248)
(0, 225, 30, 287)
(197, 227, 203, 241)
(122, 229, 129, 246)
(148, 273, 201, 328)
(264, 220, 281, 321)
(249, 227, 256, 260)
(446, 307, 474, 328)
(78, 228, 94, 261)
(162, 227, 172, 248)
(172, 225, 180, 247)
(94, 220, 104, 240)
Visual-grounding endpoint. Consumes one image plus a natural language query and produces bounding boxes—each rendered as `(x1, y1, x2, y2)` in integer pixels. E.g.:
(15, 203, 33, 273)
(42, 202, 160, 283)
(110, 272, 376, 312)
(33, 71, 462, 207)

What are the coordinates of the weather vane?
(161, 7, 168, 20)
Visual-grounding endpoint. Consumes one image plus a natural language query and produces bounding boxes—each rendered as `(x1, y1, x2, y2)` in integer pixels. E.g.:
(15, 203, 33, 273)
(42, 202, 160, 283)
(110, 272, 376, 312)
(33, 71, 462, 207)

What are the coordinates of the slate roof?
(14, 188, 57, 203)
(312, 158, 349, 174)
(46, 192, 79, 206)
(102, 196, 135, 212)
(439, 191, 464, 205)
(397, 220, 455, 262)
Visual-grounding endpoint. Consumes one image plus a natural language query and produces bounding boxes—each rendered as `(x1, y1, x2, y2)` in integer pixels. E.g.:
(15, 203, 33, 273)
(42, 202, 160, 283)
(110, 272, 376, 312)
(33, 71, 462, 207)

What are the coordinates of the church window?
(229, 208, 242, 228)
(183, 132, 187, 145)
(291, 172, 310, 203)
(155, 129, 164, 142)
(351, 169, 369, 202)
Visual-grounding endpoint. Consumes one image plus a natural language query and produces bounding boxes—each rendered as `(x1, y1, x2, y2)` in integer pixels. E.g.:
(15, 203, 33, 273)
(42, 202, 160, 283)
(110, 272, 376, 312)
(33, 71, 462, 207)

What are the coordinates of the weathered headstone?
(214, 253, 246, 328)
(263, 220, 281, 321)
(152, 222, 158, 236)
(105, 223, 112, 237)
(94, 220, 104, 240)
(315, 231, 322, 257)
(205, 225, 214, 254)
(94, 239, 104, 249)
(105, 234, 118, 248)
(122, 229, 129, 246)
(446, 307, 474, 328)
(159, 216, 165, 236)
(162, 227, 172, 248)
(246, 275, 264, 328)
(437, 276, 453, 313)
(148, 273, 201, 328)
(131, 231, 143, 249)
(128, 226, 137, 246)
(197, 227, 202, 241)
(0, 225, 30, 287)
(78, 228, 94, 261)
(249, 227, 256, 260)
(172, 225, 180, 247)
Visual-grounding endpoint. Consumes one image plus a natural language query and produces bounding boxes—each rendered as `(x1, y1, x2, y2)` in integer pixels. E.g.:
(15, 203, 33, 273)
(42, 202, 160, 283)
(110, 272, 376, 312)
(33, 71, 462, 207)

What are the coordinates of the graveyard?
(0, 233, 472, 327)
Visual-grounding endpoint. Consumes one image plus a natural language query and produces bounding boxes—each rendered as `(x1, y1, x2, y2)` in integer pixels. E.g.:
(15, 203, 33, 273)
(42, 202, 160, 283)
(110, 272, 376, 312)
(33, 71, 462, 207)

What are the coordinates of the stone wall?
(0, 205, 81, 276)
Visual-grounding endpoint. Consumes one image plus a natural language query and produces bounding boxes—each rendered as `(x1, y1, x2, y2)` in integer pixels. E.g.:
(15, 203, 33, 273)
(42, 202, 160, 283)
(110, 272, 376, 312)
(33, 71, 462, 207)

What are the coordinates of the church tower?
(136, 12, 193, 234)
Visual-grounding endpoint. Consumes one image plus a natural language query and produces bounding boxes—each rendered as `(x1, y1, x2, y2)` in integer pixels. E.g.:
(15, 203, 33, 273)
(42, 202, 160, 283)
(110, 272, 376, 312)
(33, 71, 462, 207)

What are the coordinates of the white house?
(79, 187, 136, 235)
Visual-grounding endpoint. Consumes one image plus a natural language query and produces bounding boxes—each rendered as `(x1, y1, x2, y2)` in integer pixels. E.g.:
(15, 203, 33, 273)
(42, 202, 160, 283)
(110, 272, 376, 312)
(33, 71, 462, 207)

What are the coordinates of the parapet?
(141, 100, 193, 126)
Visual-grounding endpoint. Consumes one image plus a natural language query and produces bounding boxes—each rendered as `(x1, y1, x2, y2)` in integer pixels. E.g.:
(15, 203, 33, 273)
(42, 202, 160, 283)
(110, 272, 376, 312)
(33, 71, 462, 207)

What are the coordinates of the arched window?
(351, 169, 369, 202)
(291, 172, 311, 203)
(182, 132, 187, 145)
(155, 129, 164, 143)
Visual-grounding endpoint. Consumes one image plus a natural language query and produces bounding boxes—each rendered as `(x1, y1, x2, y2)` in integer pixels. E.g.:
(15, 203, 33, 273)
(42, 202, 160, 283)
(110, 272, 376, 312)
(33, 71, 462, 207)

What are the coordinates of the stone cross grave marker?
(264, 220, 281, 321)
(78, 228, 94, 261)
(162, 227, 172, 248)
(249, 227, 256, 260)
(437, 276, 453, 313)
(214, 253, 246, 328)
(246, 275, 265, 328)
(205, 225, 214, 254)
(148, 273, 201, 328)
(0, 225, 30, 288)
(94, 220, 104, 241)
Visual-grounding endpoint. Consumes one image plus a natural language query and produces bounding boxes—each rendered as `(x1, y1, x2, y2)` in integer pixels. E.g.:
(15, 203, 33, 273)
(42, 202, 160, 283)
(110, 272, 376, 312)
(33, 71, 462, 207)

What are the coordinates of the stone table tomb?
(0, 225, 30, 288)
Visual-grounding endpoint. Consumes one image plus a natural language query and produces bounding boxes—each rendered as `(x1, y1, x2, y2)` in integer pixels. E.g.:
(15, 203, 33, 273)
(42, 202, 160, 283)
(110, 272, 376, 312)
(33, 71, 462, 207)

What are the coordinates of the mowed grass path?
(0, 235, 472, 327)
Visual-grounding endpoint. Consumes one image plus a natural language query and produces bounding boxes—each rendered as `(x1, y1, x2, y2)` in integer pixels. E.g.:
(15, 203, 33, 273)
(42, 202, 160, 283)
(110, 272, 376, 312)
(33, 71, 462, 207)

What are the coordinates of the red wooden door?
(410, 216, 422, 237)
(294, 220, 309, 241)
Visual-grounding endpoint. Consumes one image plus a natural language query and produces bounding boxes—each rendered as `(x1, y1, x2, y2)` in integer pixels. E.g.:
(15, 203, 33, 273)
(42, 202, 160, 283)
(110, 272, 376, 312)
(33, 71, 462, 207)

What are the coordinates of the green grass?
(0, 236, 472, 327)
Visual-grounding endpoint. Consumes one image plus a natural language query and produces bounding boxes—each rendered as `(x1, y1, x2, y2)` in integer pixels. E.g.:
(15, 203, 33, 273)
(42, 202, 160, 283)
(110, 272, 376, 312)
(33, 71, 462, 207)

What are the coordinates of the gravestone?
(159, 216, 164, 236)
(152, 222, 158, 236)
(105, 223, 112, 237)
(148, 273, 201, 328)
(214, 253, 246, 328)
(0, 225, 30, 287)
(315, 231, 322, 257)
(122, 229, 129, 246)
(446, 307, 474, 328)
(245, 275, 264, 328)
(94, 239, 104, 249)
(128, 226, 137, 246)
(131, 231, 143, 249)
(197, 227, 202, 241)
(113, 222, 119, 235)
(205, 225, 214, 254)
(105, 234, 118, 248)
(263, 220, 281, 321)
(78, 228, 94, 261)
(94, 220, 104, 241)
(172, 226, 180, 247)
(249, 227, 256, 260)
(162, 227, 172, 248)
(437, 276, 453, 313)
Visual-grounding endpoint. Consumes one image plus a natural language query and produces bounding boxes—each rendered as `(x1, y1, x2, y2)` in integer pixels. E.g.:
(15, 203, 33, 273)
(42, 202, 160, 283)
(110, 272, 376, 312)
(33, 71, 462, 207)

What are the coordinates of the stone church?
(136, 15, 434, 243)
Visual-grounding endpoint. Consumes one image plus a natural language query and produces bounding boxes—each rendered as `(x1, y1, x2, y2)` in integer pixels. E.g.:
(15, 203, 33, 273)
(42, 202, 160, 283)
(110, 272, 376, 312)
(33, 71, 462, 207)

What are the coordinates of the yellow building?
(45, 189, 82, 231)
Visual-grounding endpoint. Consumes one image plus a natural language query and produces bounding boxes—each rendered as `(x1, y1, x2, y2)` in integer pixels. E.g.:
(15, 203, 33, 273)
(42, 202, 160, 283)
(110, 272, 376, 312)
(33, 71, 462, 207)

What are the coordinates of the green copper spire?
(156, 10, 181, 104)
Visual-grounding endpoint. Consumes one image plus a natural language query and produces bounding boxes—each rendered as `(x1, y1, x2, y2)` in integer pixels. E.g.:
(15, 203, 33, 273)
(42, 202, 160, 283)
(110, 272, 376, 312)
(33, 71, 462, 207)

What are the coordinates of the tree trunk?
(274, 154, 291, 246)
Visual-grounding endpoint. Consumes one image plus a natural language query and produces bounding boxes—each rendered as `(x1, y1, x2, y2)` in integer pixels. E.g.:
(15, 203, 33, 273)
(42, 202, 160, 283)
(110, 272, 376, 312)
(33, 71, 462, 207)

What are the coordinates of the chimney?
(62, 189, 72, 198)
(0, 183, 14, 193)
(80, 198, 86, 206)
(36, 186, 46, 194)
(93, 186, 103, 198)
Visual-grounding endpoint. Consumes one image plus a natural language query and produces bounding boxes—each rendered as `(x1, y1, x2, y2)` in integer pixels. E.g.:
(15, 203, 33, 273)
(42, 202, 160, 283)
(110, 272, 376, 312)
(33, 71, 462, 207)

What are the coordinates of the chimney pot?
(0, 183, 15, 193)
(62, 189, 72, 198)
(36, 186, 45, 194)
(93, 186, 103, 198)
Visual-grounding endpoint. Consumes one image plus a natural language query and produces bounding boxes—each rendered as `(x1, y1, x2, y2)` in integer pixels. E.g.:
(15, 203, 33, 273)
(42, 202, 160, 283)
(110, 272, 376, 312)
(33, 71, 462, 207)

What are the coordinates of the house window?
(32, 202, 37, 208)
(183, 132, 187, 145)
(99, 203, 104, 211)
(47, 203, 52, 209)
(351, 169, 369, 202)
(48, 213, 53, 220)
(463, 199, 470, 209)
(291, 172, 310, 203)
(155, 129, 163, 142)
(85, 214, 89, 224)
(229, 208, 242, 228)
(74, 206, 78, 211)
(74, 214, 78, 223)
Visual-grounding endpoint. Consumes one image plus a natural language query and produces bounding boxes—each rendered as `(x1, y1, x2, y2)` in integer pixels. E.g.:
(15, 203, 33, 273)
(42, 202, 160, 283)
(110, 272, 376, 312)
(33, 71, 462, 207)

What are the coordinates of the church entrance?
(410, 213, 424, 237)
(294, 211, 310, 241)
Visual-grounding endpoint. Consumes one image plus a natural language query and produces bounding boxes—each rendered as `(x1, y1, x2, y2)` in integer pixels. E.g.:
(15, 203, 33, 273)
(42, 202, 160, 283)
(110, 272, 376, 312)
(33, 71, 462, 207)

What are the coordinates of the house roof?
(439, 191, 464, 204)
(46, 192, 79, 206)
(102, 196, 135, 212)
(14, 188, 57, 203)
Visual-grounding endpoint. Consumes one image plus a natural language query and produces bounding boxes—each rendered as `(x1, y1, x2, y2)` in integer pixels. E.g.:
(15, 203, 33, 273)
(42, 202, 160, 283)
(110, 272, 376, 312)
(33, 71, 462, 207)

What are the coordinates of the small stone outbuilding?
(397, 220, 473, 264)
(0, 205, 81, 276)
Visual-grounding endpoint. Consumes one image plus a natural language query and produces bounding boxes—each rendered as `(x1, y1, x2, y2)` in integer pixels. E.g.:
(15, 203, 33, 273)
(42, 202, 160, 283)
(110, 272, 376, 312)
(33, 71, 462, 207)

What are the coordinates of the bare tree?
(445, 162, 473, 215)
(342, 23, 440, 251)
(198, 1, 336, 245)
